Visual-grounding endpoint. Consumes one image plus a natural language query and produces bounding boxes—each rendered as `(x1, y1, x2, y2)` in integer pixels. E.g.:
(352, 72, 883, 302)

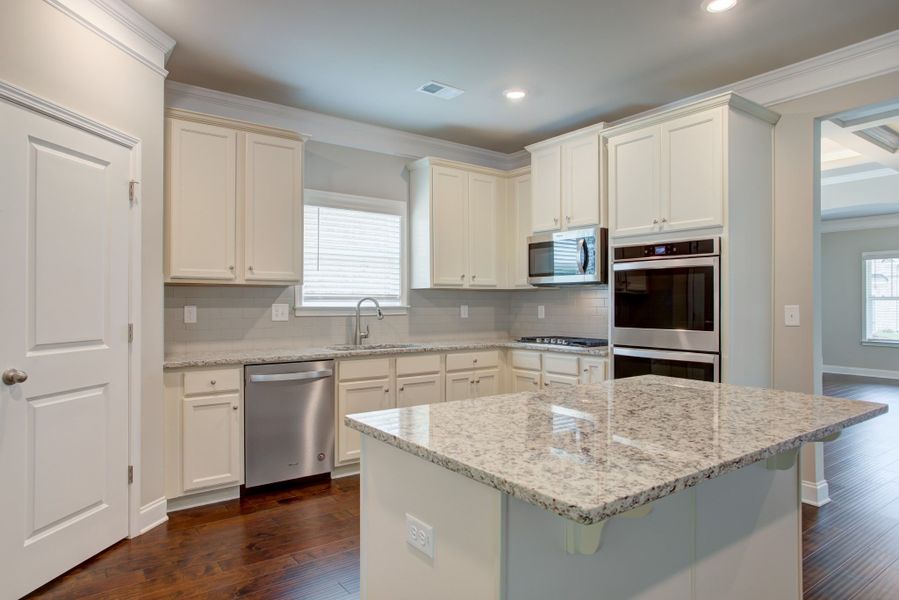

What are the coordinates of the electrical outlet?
(406, 513, 435, 559)
(784, 304, 800, 327)
(460, 305, 469, 319)
(183, 305, 197, 324)
(537, 305, 545, 319)
(272, 303, 290, 322)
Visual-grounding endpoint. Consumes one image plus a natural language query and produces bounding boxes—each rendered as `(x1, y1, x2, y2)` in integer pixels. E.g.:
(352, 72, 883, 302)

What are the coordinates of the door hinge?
(129, 180, 139, 205)
(128, 323, 134, 343)
(128, 465, 134, 484)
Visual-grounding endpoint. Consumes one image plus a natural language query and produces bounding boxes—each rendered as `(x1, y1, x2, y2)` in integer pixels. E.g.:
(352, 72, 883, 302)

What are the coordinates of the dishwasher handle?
(248, 369, 333, 384)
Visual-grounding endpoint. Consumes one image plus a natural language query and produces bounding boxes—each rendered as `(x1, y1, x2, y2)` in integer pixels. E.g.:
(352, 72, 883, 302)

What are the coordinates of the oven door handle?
(612, 347, 718, 364)
(613, 256, 718, 271)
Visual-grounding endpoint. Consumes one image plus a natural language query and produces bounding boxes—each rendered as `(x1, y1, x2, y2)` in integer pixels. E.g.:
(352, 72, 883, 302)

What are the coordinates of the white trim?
(303, 188, 406, 215)
(823, 364, 899, 381)
(167, 486, 241, 512)
(862, 250, 899, 346)
(821, 213, 899, 233)
(42, 0, 175, 76)
(801, 479, 831, 507)
(135, 496, 168, 535)
(331, 464, 361, 479)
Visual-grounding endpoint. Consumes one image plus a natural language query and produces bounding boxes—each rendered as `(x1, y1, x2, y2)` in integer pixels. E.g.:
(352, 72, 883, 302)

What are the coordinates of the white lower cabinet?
(580, 357, 609, 384)
(337, 373, 394, 465)
(446, 371, 477, 402)
(182, 393, 241, 492)
(543, 373, 579, 388)
(474, 368, 500, 397)
(512, 349, 609, 390)
(512, 369, 542, 392)
(397, 373, 443, 408)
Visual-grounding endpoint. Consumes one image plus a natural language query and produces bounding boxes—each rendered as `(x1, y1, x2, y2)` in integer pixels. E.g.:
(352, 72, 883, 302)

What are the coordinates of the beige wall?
(0, 0, 167, 507)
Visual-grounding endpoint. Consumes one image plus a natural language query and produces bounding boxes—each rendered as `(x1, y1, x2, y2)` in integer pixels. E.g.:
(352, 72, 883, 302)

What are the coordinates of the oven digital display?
(654, 245, 667, 256)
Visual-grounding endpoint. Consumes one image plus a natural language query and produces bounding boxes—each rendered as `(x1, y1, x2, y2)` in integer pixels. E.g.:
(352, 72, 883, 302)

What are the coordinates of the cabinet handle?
(210, 380, 216, 385)
(553, 217, 559, 224)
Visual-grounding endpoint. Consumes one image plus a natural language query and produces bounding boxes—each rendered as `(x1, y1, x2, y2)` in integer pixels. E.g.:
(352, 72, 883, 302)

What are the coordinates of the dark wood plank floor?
(27, 373, 899, 599)
(804, 374, 899, 600)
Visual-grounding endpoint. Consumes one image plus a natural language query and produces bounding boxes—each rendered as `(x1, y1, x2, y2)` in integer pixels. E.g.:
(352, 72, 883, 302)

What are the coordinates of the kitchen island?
(346, 375, 886, 600)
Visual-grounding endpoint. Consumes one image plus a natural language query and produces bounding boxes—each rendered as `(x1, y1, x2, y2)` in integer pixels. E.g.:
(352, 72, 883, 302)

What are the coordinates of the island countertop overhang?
(345, 375, 887, 525)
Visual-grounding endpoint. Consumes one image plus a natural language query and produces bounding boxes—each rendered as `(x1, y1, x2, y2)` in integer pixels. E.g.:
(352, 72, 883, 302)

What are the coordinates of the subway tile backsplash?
(165, 285, 609, 353)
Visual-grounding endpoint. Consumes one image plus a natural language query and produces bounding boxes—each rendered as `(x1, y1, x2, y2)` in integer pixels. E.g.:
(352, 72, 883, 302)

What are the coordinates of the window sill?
(294, 306, 409, 317)
(861, 339, 899, 347)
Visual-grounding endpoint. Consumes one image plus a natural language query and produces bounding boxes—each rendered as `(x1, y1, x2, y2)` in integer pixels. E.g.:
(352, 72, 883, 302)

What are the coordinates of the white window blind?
(863, 251, 899, 344)
(300, 190, 405, 308)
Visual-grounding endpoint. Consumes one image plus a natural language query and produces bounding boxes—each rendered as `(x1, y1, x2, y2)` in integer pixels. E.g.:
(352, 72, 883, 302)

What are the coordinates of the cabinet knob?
(472, 275, 477, 280)
(553, 217, 559, 224)
(533, 379, 539, 385)
(210, 380, 216, 385)
(461, 274, 465, 279)
(384, 387, 389, 393)
(652, 218, 659, 225)
(475, 378, 481, 384)
(566, 216, 571, 223)
(228, 265, 235, 271)
(545, 381, 551, 386)
(399, 385, 405, 392)
(248, 265, 254, 271)
(473, 358, 478, 364)
(661, 217, 668, 223)
(232, 405, 238, 411)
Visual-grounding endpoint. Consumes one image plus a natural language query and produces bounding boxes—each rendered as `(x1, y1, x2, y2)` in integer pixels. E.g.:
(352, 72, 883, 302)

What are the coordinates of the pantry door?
(0, 96, 132, 599)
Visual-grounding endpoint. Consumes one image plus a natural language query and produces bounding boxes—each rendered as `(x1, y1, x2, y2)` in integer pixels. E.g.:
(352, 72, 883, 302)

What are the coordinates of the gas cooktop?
(517, 336, 608, 348)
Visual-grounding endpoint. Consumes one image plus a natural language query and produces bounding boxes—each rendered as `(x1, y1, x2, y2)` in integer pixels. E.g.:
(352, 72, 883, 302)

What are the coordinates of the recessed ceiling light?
(504, 89, 527, 101)
(703, 0, 738, 13)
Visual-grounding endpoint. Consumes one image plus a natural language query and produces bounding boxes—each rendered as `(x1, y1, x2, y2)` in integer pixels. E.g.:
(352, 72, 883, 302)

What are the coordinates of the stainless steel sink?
(326, 343, 423, 352)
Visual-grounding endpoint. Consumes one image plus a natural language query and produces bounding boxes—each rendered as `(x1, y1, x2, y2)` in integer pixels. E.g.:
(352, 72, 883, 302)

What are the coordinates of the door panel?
(563, 135, 600, 228)
(445, 371, 474, 402)
(0, 101, 131, 599)
(337, 378, 393, 463)
(543, 374, 580, 388)
(608, 127, 660, 238)
(530, 145, 562, 232)
(468, 173, 499, 287)
(661, 109, 724, 232)
(397, 374, 443, 408)
(511, 174, 532, 287)
(474, 369, 500, 398)
(431, 166, 468, 286)
(167, 119, 237, 280)
(579, 359, 608, 384)
(512, 369, 542, 393)
(244, 133, 302, 282)
(182, 393, 241, 492)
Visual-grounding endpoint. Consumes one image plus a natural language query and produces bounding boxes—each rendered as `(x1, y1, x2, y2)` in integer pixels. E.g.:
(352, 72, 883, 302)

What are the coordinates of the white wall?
(822, 225, 899, 374)
(0, 0, 166, 507)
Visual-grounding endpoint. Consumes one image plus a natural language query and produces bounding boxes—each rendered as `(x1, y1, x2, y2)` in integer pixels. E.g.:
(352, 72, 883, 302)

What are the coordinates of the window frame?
(295, 189, 408, 316)
(861, 249, 899, 346)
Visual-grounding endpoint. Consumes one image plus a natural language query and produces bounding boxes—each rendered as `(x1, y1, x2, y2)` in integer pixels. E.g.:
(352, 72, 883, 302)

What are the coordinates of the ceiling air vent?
(416, 81, 464, 100)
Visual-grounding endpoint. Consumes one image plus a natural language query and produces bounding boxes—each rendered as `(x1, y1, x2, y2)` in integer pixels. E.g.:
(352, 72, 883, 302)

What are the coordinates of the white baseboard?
(135, 496, 168, 536)
(331, 463, 360, 479)
(801, 479, 832, 507)
(167, 486, 240, 512)
(823, 364, 899, 381)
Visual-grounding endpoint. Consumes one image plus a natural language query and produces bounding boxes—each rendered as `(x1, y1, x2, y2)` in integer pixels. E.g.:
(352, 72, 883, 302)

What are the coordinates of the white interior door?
(0, 100, 132, 598)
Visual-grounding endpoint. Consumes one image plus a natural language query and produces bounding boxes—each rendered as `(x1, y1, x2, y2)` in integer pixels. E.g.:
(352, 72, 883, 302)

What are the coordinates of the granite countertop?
(345, 375, 887, 525)
(163, 340, 608, 369)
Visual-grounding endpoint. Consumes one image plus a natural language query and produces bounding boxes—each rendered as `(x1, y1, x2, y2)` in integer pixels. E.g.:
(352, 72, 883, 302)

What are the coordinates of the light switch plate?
(538, 305, 545, 319)
(784, 304, 800, 327)
(272, 303, 290, 322)
(460, 305, 469, 319)
(183, 305, 197, 324)
(406, 513, 435, 559)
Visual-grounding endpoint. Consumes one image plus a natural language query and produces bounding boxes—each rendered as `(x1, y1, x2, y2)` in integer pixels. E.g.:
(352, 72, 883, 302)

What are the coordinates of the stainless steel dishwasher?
(244, 361, 334, 488)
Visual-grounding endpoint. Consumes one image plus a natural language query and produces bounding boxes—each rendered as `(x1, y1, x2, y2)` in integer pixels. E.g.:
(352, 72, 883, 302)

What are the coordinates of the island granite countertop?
(345, 375, 887, 525)
(163, 340, 608, 369)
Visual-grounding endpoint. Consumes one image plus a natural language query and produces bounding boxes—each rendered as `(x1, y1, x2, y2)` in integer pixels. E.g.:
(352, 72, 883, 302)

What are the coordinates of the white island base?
(360, 437, 802, 600)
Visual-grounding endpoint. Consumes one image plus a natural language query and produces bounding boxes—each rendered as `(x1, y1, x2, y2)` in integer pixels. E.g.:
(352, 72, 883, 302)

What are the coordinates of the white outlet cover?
(183, 305, 197, 324)
(460, 304, 469, 319)
(784, 304, 800, 327)
(272, 303, 290, 322)
(406, 513, 435, 559)
(537, 305, 545, 319)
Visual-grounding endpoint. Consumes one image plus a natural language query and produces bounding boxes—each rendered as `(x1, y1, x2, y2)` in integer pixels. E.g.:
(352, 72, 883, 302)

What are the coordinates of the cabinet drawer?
(339, 358, 391, 381)
(542, 353, 580, 376)
(511, 350, 541, 371)
(396, 354, 441, 377)
(446, 350, 500, 372)
(183, 368, 241, 396)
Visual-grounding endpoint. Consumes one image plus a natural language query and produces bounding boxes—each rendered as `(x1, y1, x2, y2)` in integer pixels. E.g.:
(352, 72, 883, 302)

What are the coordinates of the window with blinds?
(863, 251, 899, 344)
(300, 190, 406, 308)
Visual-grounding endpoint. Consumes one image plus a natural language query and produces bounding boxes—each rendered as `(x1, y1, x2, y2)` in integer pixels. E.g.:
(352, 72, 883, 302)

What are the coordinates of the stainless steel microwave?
(527, 227, 608, 286)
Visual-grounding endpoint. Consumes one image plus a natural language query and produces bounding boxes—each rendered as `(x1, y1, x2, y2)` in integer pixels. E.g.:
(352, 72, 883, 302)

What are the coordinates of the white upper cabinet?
(167, 119, 238, 281)
(527, 124, 604, 234)
(508, 170, 532, 288)
(243, 133, 304, 282)
(409, 158, 508, 289)
(165, 110, 306, 285)
(605, 94, 778, 239)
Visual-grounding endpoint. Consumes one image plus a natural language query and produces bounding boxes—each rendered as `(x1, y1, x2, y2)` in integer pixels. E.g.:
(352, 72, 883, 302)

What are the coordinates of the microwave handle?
(577, 238, 588, 274)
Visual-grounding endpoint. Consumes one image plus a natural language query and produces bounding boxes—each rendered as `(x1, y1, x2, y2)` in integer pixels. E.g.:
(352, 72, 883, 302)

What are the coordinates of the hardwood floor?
(804, 374, 899, 600)
(27, 374, 899, 599)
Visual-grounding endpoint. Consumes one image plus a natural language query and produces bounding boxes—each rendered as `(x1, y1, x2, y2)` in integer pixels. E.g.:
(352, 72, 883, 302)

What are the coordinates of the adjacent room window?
(863, 251, 899, 344)
(297, 190, 406, 311)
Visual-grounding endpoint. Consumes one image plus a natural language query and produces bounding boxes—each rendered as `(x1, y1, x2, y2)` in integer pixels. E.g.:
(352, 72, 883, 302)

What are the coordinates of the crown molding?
(165, 81, 523, 171)
(165, 108, 308, 142)
(525, 121, 606, 152)
(42, 0, 175, 77)
(820, 212, 899, 233)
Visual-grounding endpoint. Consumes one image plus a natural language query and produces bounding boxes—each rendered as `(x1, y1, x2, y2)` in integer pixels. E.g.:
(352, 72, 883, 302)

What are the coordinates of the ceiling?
(128, 0, 899, 153)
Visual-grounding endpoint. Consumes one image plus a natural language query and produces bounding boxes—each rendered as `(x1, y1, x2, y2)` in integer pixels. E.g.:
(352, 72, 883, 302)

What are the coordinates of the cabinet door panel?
(563, 135, 600, 228)
(468, 173, 500, 287)
(431, 166, 468, 286)
(530, 145, 562, 232)
(182, 393, 240, 492)
(446, 371, 474, 402)
(543, 374, 579, 388)
(244, 133, 303, 282)
(474, 368, 500, 398)
(579, 358, 608, 384)
(512, 369, 542, 392)
(397, 374, 443, 408)
(168, 119, 237, 280)
(510, 174, 532, 287)
(337, 378, 393, 464)
(608, 127, 660, 238)
(661, 109, 724, 232)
